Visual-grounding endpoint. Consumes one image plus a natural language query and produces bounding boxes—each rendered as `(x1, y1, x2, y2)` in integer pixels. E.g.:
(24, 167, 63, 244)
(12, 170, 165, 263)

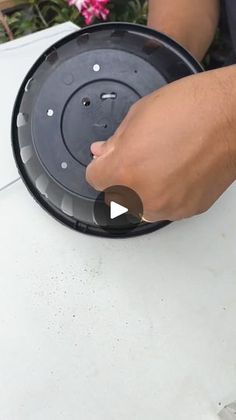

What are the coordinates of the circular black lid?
(12, 22, 203, 238)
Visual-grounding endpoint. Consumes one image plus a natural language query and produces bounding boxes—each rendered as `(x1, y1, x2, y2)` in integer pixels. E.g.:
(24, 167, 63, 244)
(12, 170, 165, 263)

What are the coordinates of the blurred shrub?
(0, 0, 147, 43)
(0, 0, 232, 69)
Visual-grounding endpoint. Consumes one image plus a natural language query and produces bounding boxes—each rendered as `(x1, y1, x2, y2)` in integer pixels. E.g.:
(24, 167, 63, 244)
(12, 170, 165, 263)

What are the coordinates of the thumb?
(86, 137, 117, 191)
(91, 141, 107, 158)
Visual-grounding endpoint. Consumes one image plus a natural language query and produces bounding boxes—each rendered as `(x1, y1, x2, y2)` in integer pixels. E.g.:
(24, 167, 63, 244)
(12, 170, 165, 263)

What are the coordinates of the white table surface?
(1, 23, 236, 420)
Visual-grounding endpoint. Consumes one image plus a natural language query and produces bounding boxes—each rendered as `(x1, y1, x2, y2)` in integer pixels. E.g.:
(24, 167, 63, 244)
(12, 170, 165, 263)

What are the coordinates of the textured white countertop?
(0, 22, 236, 420)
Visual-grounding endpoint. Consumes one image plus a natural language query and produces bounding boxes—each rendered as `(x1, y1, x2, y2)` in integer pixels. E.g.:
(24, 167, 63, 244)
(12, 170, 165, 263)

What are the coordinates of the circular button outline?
(93, 185, 144, 234)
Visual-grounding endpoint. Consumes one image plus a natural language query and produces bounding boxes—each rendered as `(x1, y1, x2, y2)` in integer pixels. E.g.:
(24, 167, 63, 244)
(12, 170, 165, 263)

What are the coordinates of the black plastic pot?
(12, 22, 203, 238)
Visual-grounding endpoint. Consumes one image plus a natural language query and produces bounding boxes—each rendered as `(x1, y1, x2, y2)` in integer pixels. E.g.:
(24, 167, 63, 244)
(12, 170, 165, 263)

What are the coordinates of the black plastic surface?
(12, 22, 203, 238)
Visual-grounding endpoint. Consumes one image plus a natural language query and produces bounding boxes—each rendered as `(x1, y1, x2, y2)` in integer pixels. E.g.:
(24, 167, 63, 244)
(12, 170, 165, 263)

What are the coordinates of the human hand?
(86, 66, 236, 222)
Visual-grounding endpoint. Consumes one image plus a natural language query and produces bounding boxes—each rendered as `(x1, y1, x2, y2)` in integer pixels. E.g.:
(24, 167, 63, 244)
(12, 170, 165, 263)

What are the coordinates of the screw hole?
(61, 162, 68, 169)
(47, 109, 54, 117)
(134, 70, 138, 74)
(82, 97, 91, 107)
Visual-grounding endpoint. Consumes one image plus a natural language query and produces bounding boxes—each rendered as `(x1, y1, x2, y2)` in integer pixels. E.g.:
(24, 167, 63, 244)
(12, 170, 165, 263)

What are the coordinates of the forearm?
(148, 0, 220, 61)
(214, 65, 236, 171)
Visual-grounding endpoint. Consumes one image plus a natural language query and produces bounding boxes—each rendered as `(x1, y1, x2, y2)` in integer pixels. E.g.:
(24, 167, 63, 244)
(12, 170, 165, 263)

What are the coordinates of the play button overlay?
(110, 201, 128, 219)
(93, 185, 143, 235)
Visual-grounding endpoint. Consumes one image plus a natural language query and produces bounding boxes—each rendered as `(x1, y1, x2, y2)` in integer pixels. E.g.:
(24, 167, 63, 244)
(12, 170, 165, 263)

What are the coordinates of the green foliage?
(0, 23, 8, 42)
(0, 0, 148, 43)
(0, 0, 227, 70)
(109, 0, 148, 24)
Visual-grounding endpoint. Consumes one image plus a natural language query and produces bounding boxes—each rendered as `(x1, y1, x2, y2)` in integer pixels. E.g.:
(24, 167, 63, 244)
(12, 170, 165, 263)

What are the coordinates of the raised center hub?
(62, 79, 140, 166)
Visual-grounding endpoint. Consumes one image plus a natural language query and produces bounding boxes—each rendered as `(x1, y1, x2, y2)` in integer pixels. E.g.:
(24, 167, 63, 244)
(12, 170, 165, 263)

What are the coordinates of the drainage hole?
(82, 97, 91, 107)
(93, 64, 100, 72)
(47, 109, 54, 117)
(61, 162, 68, 169)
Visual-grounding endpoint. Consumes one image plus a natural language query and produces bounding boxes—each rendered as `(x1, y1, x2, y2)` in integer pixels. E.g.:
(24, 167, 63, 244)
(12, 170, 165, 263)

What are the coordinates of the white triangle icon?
(110, 201, 128, 220)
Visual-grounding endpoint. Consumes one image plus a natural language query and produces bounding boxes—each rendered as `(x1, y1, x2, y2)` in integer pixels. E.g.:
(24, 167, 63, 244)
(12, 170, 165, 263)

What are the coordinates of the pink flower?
(67, 0, 84, 11)
(67, 0, 110, 25)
